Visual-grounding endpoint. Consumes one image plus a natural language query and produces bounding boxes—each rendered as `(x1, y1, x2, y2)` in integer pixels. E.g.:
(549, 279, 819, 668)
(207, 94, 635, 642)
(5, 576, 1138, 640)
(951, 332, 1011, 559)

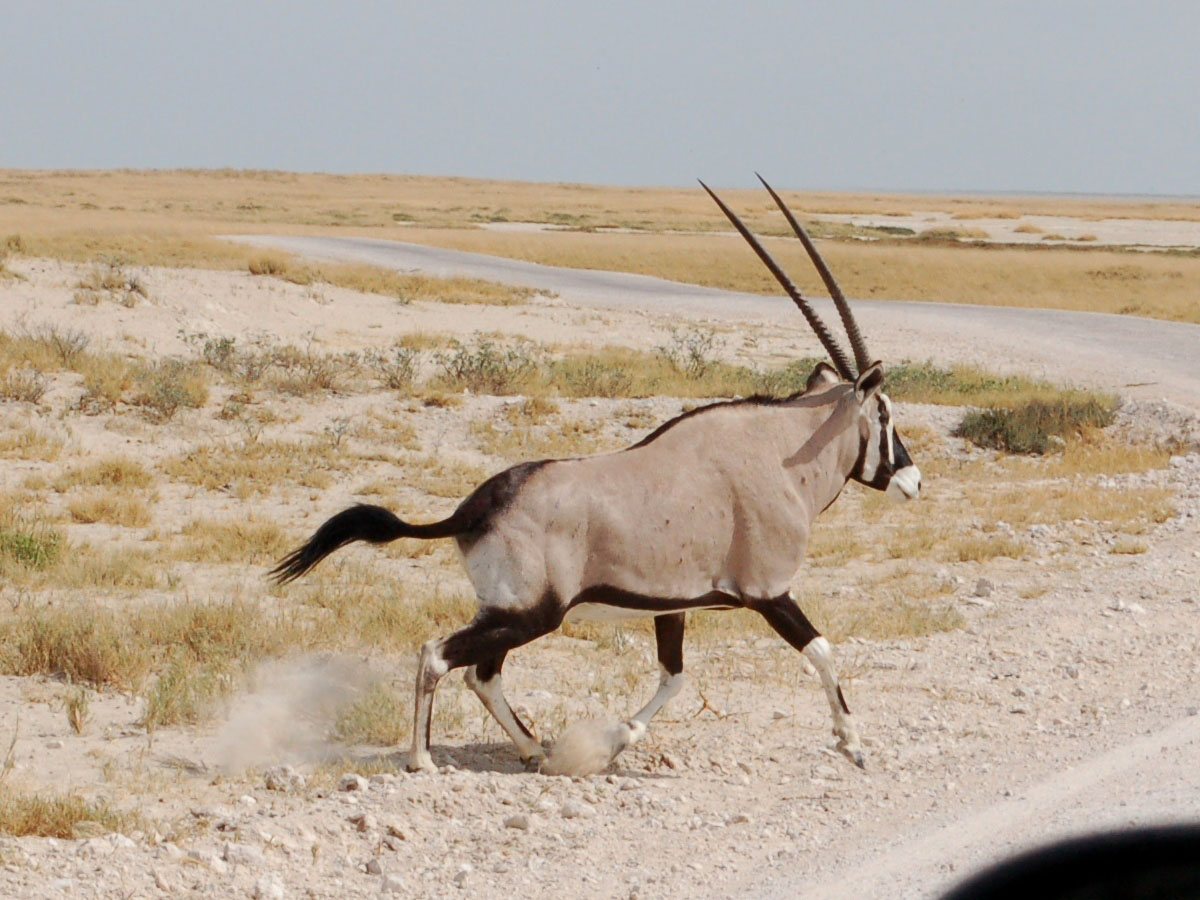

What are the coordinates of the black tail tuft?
(270, 504, 428, 584)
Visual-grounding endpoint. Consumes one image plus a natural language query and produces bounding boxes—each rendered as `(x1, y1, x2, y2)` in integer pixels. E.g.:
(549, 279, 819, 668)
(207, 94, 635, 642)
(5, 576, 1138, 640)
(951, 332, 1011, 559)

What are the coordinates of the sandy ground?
(1, 250, 1199, 899)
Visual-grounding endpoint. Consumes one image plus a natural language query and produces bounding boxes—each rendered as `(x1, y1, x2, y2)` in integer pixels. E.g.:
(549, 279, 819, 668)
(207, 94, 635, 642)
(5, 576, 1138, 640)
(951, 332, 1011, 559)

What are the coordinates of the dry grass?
(1023, 439, 1174, 478)
(471, 416, 620, 461)
(73, 261, 149, 307)
(161, 438, 343, 497)
(957, 481, 1175, 534)
(128, 359, 209, 421)
(4, 170, 1197, 245)
(334, 680, 410, 746)
(1, 493, 159, 589)
(404, 454, 492, 499)
(171, 516, 293, 563)
(0, 789, 135, 838)
(0, 496, 62, 577)
(66, 491, 152, 527)
(803, 590, 965, 643)
(52, 456, 151, 491)
(397, 228, 1200, 324)
(0, 424, 64, 461)
(0, 324, 92, 373)
(1110, 536, 1149, 555)
(247, 252, 537, 305)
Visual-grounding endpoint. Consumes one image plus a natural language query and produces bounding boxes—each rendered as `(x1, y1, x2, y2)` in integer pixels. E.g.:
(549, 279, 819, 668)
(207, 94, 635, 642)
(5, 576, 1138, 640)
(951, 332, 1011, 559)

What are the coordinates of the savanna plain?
(1, 170, 1199, 898)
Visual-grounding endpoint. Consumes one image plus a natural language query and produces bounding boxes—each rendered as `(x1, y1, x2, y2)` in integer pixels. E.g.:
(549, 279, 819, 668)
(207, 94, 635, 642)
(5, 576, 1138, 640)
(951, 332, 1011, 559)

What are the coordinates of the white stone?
(265, 765, 305, 793)
(253, 873, 286, 899)
(381, 873, 406, 893)
(224, 843, 266, 866)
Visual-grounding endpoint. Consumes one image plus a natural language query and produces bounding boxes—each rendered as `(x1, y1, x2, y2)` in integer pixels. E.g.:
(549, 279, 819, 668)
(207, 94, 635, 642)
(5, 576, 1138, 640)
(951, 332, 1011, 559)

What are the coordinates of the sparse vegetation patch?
(955, 395, 1117, 454)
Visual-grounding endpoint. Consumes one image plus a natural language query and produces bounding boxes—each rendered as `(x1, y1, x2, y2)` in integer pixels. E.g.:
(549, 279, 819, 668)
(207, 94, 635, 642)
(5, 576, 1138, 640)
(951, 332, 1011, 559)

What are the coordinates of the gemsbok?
(272, 175, 922, 774)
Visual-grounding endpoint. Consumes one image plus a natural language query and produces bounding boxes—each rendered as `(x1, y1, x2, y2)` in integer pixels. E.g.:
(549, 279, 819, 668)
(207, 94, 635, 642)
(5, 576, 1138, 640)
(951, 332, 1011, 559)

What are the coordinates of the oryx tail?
(269, 504, 463, 584)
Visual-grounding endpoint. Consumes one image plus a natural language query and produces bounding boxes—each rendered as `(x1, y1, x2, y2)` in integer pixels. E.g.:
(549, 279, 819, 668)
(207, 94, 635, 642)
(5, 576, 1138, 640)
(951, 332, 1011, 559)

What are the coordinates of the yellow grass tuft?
(67, 491, 152, 527)
(53, 457, 151, 491)
(172, 516, 292, 563)
(0, 789, 135, 838)
(0, 424, 64, 461)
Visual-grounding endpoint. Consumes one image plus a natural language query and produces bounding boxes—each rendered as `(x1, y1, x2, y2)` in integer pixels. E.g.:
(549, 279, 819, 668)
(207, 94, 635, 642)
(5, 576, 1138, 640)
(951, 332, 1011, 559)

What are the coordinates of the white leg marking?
(464, 666, 545, 763)
(631, 664, 685, 728)
(802, 635, 864, 767)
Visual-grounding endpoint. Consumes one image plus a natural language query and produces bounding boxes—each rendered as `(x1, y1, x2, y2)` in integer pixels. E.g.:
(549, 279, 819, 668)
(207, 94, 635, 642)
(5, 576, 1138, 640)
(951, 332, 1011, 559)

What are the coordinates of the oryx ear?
(853, 362, 885, 403)
(805, 361, 841, 392)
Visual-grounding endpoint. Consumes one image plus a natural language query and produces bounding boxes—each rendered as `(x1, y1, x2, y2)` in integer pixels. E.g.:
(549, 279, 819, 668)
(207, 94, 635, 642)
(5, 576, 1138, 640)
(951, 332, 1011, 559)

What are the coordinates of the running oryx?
(271, 174, 921, 774)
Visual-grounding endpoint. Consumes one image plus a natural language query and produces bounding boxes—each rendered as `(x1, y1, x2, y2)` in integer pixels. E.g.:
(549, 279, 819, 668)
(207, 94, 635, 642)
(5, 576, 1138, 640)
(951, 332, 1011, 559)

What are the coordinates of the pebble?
(365, 857, 384, 875)
(265, 765, 306, 792)
(338, 773, 369, 792)
(973, 578, 994, 598)
(348, 812, 378, 833)
(503, 813, 531, 830)
(381, 873, 406, 893)
(225, 843, 266, 866)
(560, 800, 594, 819)
(253, 874, 286, 900)
(383, 820, 410, 841)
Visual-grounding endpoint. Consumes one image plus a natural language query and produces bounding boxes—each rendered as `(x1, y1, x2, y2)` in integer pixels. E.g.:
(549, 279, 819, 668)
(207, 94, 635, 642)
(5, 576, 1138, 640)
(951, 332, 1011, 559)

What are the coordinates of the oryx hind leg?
(410, 603, 562, 773)
(630, 613, 686, 732)
(750, 592, 865, 769)
(464, 652, 546, 768)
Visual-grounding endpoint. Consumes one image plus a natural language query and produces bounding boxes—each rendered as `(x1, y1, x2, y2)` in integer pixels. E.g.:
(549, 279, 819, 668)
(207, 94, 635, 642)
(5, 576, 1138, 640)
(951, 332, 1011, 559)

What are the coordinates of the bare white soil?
(1, 255, 1199, 899)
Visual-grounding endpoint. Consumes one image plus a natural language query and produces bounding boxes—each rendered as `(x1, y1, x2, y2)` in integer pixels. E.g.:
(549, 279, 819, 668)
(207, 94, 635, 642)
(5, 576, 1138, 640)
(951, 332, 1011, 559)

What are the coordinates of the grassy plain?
(3, 169, 1199, 322)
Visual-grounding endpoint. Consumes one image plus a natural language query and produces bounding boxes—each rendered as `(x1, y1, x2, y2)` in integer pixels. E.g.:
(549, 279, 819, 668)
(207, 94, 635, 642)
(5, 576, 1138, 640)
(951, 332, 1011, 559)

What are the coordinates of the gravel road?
(228, 234, 1200, 411)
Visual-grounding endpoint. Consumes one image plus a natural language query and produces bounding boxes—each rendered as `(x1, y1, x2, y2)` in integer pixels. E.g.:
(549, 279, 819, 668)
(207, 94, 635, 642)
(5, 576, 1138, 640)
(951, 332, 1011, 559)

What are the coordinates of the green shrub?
(363, 343, 418, 391)
(434, 337, 539, 395)
(955, 396, 1116, 454)
(131, 359, 208, 421)
(0, 520, 61, 571)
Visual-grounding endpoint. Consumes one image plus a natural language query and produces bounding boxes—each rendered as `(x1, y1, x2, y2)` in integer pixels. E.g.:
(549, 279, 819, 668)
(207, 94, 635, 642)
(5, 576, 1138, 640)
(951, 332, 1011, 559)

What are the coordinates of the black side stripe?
(568, 585, 742, 614)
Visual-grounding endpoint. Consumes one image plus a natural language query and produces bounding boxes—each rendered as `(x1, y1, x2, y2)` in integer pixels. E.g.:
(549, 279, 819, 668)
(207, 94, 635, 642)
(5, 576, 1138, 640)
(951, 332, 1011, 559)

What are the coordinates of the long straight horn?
(756, 173, 872, 375)
(699, 180, 856, 381)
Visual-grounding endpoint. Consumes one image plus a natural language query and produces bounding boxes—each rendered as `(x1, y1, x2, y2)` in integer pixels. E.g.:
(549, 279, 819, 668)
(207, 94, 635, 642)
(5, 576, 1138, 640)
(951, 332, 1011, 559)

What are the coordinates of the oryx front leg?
(751, 593, 864, 769)
(464, 653, 546, 769)
(631, 613, 687, 731)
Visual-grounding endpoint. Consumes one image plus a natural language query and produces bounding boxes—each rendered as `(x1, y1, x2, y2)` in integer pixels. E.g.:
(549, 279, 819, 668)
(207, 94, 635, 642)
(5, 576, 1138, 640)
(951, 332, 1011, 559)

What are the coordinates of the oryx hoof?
(836, 739, 866, 770)
(520, 751, 547, 773)
(406, 752, 437, 774)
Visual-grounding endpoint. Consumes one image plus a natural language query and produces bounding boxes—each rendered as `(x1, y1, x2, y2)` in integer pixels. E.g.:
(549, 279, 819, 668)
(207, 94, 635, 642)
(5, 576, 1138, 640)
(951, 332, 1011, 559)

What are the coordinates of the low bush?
(433, 337, 540, 395)
(955, 395, 1116, 454)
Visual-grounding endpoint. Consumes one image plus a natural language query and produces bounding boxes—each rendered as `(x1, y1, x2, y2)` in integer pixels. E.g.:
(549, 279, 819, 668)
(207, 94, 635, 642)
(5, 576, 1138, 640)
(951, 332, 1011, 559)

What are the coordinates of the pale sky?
(3, 1, 1196, 195)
